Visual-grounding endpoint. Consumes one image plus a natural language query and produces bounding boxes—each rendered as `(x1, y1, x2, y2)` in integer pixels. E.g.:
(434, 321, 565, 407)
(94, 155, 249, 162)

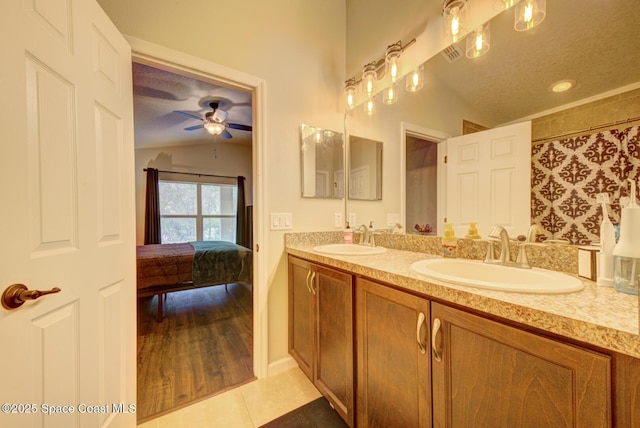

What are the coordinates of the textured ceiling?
(132, 62, 252, 149)
(132, 0, 639, 148)
(421, 0, 640, 126)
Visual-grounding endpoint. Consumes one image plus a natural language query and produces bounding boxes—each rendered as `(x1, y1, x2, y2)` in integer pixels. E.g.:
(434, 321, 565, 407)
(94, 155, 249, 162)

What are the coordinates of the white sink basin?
(410, 258, 583, 294)
(313, 243, 387, 256)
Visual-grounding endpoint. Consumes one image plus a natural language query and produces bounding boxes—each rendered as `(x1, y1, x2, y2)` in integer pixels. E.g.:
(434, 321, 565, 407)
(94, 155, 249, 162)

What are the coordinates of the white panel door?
(0, 1, 135, 427)
(445, 121, 531, 238)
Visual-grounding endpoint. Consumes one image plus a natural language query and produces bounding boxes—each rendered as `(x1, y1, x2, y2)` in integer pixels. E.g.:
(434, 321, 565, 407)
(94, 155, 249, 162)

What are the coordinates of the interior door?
(444, 121, 531, 238)
(0, 1, 135, 427)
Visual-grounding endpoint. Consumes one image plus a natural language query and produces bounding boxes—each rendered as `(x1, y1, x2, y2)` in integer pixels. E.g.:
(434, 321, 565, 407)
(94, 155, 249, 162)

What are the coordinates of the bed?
(136, 241, 252, 321)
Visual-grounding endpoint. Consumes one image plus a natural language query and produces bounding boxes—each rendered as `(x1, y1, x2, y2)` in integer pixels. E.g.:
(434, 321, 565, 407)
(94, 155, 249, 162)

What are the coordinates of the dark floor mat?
(259, 397, 348, 428)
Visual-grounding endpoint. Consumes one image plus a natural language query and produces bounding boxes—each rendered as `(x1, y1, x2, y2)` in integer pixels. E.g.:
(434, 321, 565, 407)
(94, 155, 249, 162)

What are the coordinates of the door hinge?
(444, 155, 448, 163)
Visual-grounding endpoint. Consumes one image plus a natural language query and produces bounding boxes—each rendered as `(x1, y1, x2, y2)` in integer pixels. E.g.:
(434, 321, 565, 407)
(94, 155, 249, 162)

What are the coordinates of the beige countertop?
(286, 241, 640, 359)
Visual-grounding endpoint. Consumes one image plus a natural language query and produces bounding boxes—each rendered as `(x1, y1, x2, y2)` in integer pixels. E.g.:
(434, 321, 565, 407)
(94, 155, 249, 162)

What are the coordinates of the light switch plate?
(334, 212, 343, 228)
(348, 213, 357, 227)
(270, 213, 293, 230)
(387, 213, 400, 226)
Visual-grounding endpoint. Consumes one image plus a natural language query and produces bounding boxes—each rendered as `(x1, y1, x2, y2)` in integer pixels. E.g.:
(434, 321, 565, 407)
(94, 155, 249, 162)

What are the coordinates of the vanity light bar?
(344, 38, 417, 109)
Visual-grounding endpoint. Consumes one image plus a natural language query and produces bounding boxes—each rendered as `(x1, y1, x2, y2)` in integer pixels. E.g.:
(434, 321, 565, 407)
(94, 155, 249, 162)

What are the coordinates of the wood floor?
(137, 283, 254, 422)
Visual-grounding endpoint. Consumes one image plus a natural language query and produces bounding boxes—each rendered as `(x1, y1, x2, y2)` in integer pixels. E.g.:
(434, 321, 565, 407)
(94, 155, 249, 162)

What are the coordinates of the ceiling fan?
(173, 101, 252, 139)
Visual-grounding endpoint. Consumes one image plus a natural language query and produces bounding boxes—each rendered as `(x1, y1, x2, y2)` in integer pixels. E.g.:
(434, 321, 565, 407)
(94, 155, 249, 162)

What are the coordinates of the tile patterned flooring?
(137, 367, 321, 427)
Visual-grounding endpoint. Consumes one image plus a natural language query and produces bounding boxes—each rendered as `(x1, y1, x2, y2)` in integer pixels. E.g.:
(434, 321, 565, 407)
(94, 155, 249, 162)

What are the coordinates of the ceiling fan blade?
(227, 122, 252, 132)
(173, 110, 203, 121)
(184, 124, 203, 131)
(221, 129, 233, 139)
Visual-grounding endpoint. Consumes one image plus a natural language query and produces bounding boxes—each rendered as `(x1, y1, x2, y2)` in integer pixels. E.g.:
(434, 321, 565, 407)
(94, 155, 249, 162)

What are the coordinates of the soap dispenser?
(613, 179, 640, 295)
(442, 223, 458, 258)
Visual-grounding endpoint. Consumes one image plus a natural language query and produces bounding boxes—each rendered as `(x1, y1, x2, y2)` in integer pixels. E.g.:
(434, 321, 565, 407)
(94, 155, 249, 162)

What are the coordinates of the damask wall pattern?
(531, 125, 640, 245)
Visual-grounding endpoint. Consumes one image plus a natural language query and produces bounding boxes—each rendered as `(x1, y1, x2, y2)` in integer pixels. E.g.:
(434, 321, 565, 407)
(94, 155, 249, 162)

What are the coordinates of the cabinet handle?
(416, 312, 427, 354)
(305, 270, 313, 294)
(310, 272, 317, 295)
(432, 317, 442, 362)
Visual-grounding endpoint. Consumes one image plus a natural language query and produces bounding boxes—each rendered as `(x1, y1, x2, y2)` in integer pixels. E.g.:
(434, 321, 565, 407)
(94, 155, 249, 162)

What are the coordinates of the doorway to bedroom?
(131, 59, 256, 422)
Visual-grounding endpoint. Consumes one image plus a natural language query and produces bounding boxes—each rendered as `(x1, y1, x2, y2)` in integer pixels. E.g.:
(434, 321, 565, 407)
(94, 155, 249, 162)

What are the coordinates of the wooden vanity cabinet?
(430, 302, 612, 428)
(288, 256, 354, 426)
(355, 277, 432, 428)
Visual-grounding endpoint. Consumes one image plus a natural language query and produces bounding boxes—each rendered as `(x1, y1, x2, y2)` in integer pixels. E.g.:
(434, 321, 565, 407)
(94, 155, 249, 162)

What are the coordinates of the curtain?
(235, 176, 248, 248)
(144, 168, 161, 244)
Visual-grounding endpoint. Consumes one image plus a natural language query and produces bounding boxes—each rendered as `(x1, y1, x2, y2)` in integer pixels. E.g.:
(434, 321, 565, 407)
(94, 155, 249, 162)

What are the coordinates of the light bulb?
(385, 43, 402, 84)
(383, 85, 398, 105)
(451, 14, 460, 37)
(443, 0, 467, 44)
(362, 62, 377, 99)
(466, 23, 490, 58)
(364, 98, 375, 115)
(406, 65, 424, 92)
(344, 78, 357, 110)
(515, 0, 546, 31)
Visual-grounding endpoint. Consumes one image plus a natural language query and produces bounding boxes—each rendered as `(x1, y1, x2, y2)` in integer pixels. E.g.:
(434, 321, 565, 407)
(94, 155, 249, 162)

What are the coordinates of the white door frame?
(126, 36, 269, 378)
(400, 122, 450, 234)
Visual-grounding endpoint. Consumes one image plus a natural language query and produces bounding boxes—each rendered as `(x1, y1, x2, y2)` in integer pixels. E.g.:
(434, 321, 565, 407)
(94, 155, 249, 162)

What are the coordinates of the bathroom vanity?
(286, 234, 640, 427)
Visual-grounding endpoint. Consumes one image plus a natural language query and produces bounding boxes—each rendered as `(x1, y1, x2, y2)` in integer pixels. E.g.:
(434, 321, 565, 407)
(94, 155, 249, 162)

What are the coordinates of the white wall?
(98, 0, 346, 367)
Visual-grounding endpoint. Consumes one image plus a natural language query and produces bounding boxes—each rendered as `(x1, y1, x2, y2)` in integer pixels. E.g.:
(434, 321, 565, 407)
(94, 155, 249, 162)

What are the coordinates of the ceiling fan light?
(204, 121, 226, 135)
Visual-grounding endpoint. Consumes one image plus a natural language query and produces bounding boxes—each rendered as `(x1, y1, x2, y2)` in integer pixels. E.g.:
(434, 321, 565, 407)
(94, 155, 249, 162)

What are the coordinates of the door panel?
(431, 302, 611, 428)
(0, 1, 135, 427)
(356, 278, 431, 428)
(446, 121, 531, 238)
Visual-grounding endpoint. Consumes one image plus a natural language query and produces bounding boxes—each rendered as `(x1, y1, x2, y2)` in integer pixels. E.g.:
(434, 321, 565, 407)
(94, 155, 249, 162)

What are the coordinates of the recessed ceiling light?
(549, 79, 576, 93)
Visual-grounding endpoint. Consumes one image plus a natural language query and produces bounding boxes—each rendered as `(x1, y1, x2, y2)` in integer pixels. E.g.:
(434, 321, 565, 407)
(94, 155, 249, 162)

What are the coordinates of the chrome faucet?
(488, 226, 512, 263)
(356, 224, 374, 247)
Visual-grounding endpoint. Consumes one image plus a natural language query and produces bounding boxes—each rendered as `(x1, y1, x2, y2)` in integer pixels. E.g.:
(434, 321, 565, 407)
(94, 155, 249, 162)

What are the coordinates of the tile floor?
(137, 367, 321, 427)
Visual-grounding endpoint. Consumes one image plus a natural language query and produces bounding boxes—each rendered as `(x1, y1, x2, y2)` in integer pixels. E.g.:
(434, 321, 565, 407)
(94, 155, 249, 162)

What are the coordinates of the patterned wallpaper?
(531, 125, 640, 245)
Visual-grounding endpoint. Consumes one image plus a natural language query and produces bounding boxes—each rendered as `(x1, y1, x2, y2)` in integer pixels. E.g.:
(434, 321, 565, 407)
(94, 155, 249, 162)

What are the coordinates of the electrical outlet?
(387, 213, 400, 226)
(334, 212, 343, 228)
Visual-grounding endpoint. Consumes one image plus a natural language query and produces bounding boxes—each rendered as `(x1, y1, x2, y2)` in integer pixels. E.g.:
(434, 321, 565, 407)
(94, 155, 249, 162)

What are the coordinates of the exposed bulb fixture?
(383, 84, 398, 105)
(364, 97, 376, 116)
(385, 42, 402, 84)
(362, 62, 377, 99)
(345, 78, 357, 110)
(204, 121, 226, 135)
(515, 0, 546, 31)
(493, 0, 520, 11)
(406, 65, 424, 92)
(443, 0, 468, 44)
(466, 22, 490, 58)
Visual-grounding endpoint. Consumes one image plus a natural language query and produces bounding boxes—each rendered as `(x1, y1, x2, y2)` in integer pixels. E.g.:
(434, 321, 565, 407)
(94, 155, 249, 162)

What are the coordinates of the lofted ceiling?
(132, 62, 253, 149)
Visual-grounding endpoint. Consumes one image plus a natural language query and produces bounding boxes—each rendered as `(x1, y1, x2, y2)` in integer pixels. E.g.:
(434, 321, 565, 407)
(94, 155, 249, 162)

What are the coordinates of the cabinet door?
(431, 302, 611, 428)
(288, 256, 314, 379)
(356, 278, 432, 428)
(314, 264, 354, 426)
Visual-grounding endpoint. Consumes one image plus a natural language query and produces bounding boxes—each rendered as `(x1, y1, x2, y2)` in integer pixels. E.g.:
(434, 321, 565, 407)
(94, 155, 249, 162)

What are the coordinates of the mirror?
(300, 124, 344, 199)
(349, 135, 383, 200)
(344, 0, 640, 236)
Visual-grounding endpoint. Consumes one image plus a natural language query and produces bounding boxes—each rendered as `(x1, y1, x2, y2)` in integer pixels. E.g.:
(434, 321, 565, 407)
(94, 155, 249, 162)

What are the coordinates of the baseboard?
(268, 356, 298, 377)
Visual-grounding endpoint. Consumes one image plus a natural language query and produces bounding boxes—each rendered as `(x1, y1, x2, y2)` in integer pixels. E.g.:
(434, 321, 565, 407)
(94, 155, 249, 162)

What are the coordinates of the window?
(159, 180, 237, 243)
